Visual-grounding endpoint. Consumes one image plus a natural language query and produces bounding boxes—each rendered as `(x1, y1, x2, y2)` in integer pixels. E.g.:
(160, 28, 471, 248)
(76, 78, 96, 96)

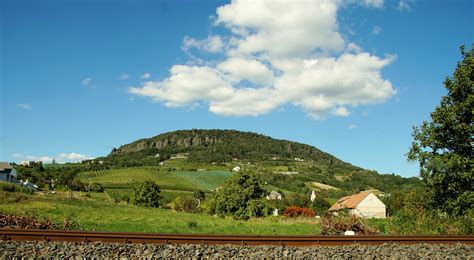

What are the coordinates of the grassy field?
(77, 167, 233, 191)
(0, 191, 321, 235)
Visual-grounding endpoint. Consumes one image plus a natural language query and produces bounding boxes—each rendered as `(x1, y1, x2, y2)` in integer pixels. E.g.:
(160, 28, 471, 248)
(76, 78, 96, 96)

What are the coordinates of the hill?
(103, 129, 357, 170)
(93, 129, 420, 196)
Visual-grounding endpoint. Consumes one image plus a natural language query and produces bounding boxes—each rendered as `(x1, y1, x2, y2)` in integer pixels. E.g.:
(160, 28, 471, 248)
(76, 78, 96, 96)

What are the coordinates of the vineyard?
(76, 167, 233, 192)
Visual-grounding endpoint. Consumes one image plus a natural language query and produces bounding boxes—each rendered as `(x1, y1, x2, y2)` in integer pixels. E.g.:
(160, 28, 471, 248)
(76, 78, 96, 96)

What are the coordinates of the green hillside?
(77, 167, 233, 192)
(101, 129, 358, 171)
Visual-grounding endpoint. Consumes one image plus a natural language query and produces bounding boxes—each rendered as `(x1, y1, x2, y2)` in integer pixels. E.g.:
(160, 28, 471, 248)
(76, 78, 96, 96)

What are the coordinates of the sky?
(1, 0, 472, 177)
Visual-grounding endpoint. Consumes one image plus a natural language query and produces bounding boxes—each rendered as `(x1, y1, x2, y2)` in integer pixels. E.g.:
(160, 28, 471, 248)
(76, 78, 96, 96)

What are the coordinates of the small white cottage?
(266, 191, 282, 200)
(328, 191, 386, 219)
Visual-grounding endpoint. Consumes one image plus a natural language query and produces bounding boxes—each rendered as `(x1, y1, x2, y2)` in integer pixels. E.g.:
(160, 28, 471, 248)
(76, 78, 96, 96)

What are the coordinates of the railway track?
(1, 229, 473, 247)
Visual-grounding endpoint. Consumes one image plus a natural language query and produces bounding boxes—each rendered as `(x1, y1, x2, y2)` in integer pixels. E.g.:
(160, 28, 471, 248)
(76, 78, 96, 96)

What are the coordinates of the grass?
(77, 167, 233, 191)
(0, 191, 321, 235)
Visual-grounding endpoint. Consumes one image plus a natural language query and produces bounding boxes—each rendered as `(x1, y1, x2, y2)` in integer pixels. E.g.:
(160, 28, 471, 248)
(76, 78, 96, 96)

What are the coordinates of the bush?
(68, 180, 86, 191)
(0, 182, 18, 192)
(89, 183, 104, 192)
(171, 196, 199, 212)
(107, 190, 130, 203)
(284, 206, 315, 218)
(246, 198, 271, 218)
(130, 181, 162, 207)
(309, 196, 331, 216)
(207, 172, 267, 220)
(0, 181, 34, 194)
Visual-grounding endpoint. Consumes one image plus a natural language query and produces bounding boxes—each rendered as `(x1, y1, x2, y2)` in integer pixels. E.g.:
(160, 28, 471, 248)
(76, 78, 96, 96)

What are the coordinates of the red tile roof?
(328, 191, 372, 211)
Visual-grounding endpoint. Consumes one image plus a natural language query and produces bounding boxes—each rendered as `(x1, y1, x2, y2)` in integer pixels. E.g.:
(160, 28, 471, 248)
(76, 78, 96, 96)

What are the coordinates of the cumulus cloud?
(13, 152, 90, 164)
(361, 0, 384, 8)
(129, 0, 396, 119)
(371, 25, 382, 35)
(82, 77, 92, 86)
(183, 35, 224, 53)
(141, 73, 151, 80)
(119, 73, 129, 80)
(396, 0, 412, 12)
(17, 104, 31, 110)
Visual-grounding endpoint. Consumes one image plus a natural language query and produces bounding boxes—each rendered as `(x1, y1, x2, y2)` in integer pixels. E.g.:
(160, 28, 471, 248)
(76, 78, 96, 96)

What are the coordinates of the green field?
(77, 167, 233, 191)
(0, 191, 321, 235)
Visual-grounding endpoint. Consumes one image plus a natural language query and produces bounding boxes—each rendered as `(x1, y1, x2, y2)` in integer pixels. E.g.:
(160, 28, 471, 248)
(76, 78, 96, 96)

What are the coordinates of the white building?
(232, 166, 241, 172)
(266, 191, 282, 200)
(328, 191, 386, 219)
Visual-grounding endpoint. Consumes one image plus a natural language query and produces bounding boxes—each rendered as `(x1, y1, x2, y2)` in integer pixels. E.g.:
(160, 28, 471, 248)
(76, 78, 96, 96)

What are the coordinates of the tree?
(130, 181, 162, 207)
(408, 45, 473, 216)
(208, 172, 269, 220)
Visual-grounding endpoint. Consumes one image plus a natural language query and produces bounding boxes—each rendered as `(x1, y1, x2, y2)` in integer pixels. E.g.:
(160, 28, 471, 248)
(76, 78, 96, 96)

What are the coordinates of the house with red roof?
(328, 191, 386, 219)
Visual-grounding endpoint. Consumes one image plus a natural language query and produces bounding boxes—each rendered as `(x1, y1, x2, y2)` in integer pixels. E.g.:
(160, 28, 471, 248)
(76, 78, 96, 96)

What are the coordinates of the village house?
(0, 162, 17, 183)
(266, 190, 282, 200)
(328, 191, 386, 219)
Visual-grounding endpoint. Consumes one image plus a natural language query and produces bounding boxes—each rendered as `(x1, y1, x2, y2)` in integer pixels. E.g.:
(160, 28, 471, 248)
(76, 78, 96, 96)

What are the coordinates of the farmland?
(77, 167, 233, 191)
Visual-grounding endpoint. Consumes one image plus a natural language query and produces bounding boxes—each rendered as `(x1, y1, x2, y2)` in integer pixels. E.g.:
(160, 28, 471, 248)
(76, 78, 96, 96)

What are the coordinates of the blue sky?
(1, 0, 472, 177)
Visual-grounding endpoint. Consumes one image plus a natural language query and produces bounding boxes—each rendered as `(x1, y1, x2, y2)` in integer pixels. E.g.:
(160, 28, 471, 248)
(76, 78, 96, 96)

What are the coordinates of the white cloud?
(13, 152, 91, 164)
(58, 152, 89, 161)
(17, 104, 31, 110)
(119, 73, 129, 80)
(82, 77, 92, 86)
(217, 57, 274, 85)
(183, 35, 224, 53)
(129, 0, 396, 119)
(349, 124, 357, 129)
(333, 107, 350, 117)
(361, 0, 384, 9)
(371, 25, 382, 35)
(396, 0, 412, 12)
(141, 73, 151, 80)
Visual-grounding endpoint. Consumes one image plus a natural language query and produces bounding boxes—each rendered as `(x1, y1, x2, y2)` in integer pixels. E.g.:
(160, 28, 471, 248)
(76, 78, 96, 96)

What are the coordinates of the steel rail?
(1, 229, 473, 247)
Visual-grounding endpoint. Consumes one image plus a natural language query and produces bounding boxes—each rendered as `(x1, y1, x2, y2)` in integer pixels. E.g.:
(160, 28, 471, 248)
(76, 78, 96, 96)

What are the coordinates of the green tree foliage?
(208, 172, 269, 220)
(89, 183, 104, 192)
(310, 196, 332, 215)
(171, 196, 199, 212)
(408, 46, 473, 216)
(130, 181, 162, 207)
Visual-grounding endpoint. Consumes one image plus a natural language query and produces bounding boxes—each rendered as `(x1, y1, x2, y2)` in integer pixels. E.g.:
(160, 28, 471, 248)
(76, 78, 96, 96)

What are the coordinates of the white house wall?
(354, 193, 386, 218)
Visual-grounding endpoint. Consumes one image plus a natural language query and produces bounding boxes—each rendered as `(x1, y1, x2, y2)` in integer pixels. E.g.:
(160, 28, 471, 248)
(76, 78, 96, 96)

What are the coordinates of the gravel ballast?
(1, 241, 473, 259)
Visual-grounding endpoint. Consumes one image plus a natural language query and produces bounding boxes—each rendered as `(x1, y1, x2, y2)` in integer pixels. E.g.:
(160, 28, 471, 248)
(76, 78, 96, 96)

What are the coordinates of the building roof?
(269, 191, 281, 196)
(0, 162, 13, 171)
(328, 191, 372, 211)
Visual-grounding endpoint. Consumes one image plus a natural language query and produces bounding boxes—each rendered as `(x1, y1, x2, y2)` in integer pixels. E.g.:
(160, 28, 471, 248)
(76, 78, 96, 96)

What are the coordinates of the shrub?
(0, 181, 34, 194)
(0, 182, 18, 192)
(284, 206, 315, 218)
(89, 183, 104, 192)
(246, 198, 271, 218)
(68, 180, 86, 191)
(171, 196, 199, 212)
(207, 172, 267, 220)
(107, 190, 130, 203)
(130, 181, 162, 207)
(310, 196, 331, 216)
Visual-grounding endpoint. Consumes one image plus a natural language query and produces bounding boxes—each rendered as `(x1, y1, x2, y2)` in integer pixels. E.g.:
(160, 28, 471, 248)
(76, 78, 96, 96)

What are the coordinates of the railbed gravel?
(1, 240, 473, 259)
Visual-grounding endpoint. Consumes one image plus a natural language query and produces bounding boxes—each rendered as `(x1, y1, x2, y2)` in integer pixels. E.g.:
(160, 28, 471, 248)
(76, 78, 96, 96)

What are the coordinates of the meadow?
(0, 191, 321, 235)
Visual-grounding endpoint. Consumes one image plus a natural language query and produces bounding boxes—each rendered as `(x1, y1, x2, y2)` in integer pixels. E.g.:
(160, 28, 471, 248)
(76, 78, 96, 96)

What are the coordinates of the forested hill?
(105, 129, 359, 170)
